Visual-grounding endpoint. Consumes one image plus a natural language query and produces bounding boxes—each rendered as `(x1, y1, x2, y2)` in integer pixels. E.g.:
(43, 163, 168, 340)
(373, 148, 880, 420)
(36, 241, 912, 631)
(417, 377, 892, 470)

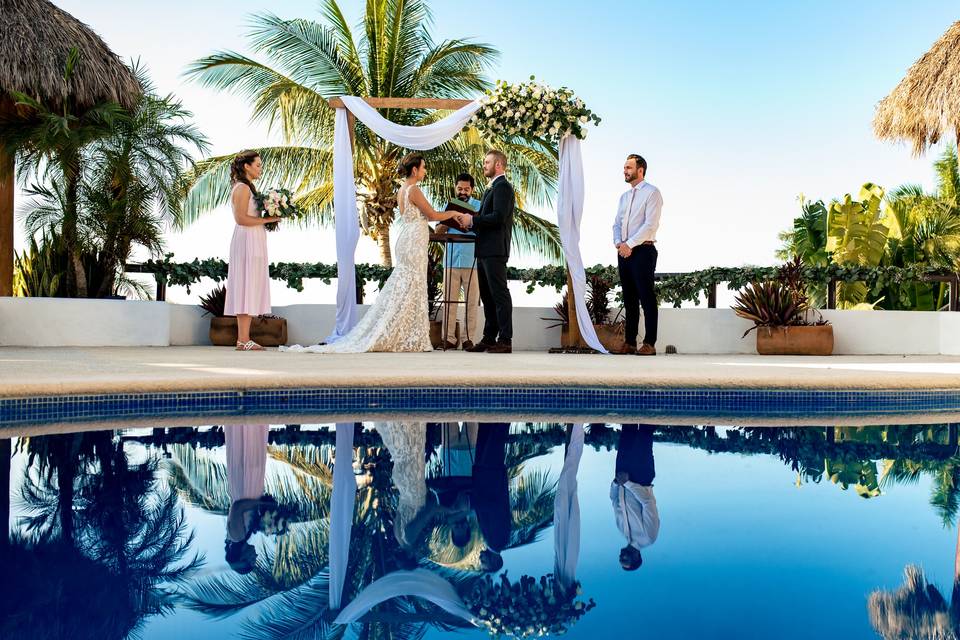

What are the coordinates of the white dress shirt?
(613, 180, 663, 248)
(610, 480, 660, 551)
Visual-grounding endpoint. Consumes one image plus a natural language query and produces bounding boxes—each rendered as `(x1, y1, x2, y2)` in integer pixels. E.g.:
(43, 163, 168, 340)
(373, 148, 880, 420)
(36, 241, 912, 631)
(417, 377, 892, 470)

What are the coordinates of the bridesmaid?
(224, 150, 280, 351)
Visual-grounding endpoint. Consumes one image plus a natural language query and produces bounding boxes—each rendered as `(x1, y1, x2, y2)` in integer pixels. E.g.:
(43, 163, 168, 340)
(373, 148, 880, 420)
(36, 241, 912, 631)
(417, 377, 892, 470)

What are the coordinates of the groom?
(465, 150, 515, 354)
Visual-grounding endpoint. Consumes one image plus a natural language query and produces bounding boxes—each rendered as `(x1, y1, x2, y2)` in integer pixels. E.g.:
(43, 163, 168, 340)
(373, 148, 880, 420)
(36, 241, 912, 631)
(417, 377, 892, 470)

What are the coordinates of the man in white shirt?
(613, 154, 663, 356)
(610, 424, 659, 571)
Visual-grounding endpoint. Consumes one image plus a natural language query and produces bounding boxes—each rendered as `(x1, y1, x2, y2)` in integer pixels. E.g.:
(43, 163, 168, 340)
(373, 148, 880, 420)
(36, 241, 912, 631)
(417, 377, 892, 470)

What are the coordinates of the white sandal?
(236, 340, 265, 351)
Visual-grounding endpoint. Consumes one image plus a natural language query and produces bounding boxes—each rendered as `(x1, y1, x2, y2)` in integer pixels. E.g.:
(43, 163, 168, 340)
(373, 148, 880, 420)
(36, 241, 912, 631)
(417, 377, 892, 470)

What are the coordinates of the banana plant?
(825, 183, 894, 307)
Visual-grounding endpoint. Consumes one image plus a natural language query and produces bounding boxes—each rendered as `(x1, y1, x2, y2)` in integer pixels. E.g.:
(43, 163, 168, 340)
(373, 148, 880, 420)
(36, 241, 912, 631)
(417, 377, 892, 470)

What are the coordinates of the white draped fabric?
(553, 423, 585, 589)
(326, 109, 362, 342)
(332, 569, 475, 625)
(326, 97, 481, 342)
(557, 136, 607, 353)
(328, 423, 357, 610)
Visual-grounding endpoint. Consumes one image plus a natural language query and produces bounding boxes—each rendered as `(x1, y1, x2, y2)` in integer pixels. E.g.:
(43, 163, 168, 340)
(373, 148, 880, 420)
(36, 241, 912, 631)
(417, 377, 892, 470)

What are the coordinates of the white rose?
(485, 108, 493, 117)
(549, 127, 557, 135)
(546, 104, 554, 113)
(580, 115, 589, 123)
(505, 109, 514, 117)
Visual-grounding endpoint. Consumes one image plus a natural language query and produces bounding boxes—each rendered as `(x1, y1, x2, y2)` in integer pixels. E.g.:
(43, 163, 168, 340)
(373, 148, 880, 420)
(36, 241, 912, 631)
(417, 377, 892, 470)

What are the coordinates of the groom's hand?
(617, 243, 632, 258)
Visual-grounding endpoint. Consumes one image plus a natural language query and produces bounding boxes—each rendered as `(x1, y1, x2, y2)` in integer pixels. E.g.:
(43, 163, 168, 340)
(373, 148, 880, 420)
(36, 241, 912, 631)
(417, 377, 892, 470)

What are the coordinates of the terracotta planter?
(210, 316, 288, 347)
(561, 324, 625, 351)
(755, 325, 833, 356)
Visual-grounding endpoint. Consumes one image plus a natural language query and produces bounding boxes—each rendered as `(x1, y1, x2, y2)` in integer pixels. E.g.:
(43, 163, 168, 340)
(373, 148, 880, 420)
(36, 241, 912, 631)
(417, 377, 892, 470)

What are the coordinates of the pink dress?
(224, 183, 271, 316)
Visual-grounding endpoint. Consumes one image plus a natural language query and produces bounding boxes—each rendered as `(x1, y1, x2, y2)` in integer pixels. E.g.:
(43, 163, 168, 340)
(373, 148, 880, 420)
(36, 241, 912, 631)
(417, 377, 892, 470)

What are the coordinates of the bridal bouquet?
(465, 572, 596, 638)
(472, 78, 601, 143)
(255, 187, 302, 231)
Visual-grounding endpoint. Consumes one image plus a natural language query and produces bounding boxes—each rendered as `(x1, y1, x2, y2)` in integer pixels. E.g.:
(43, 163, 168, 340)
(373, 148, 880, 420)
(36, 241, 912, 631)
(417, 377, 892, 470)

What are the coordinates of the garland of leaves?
(142, 254, 947, 306)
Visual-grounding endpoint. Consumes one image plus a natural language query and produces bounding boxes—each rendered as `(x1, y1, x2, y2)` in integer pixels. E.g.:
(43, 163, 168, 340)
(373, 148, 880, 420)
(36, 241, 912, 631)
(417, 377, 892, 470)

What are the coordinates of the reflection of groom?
(465, 150, 515, 354)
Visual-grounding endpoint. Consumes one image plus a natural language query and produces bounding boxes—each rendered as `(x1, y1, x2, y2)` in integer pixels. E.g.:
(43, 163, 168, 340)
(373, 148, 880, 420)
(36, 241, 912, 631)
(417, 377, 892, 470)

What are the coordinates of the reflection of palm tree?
(176, 425, 557, 639)
(1, 432, 201, 640)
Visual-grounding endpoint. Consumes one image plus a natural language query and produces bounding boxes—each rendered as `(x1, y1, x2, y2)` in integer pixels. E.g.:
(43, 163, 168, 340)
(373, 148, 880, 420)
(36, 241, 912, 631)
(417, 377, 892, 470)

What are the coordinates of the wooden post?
(827, 279, 837, 310)
(0, 149, 13, 297)
(565, 269, 587, 349)
(707, 283, 717, 308)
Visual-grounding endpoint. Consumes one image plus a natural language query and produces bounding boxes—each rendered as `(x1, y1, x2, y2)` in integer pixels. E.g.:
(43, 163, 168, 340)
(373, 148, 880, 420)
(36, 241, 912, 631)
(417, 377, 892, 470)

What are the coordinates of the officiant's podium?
(429, 231, 477, 351)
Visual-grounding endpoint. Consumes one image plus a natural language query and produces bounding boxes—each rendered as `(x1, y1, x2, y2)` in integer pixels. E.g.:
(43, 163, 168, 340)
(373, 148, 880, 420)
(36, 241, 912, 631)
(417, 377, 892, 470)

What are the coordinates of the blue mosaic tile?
(2, 386, 960, 427)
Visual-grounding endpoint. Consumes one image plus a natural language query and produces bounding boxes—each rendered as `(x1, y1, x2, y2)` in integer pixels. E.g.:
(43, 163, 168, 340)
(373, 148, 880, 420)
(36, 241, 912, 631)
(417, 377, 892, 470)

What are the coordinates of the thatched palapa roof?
(0, 0, 140, 111)
(875, 21, 960, 156)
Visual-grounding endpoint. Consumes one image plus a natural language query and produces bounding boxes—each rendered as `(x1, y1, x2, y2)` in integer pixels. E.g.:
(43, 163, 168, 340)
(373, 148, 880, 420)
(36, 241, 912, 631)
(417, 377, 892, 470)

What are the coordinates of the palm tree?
(885, 145, 960, 310)
(173, 427, 558, 639)
(178, 0, 562, 267)
(4, 431, 202, 640)
(16, 63, 208, 299)
(0, 60, 123, 297)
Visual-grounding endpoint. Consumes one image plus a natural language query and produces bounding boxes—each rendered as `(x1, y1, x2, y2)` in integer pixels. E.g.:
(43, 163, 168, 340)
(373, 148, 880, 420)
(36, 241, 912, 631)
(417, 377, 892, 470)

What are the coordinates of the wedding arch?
(326, 87, 606, 353)
(325, 423, 589, 633)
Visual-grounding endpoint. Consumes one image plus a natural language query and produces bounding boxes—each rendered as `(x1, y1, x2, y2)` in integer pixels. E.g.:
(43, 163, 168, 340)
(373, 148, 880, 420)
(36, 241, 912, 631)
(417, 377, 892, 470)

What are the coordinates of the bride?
(283, 153, 470, 354)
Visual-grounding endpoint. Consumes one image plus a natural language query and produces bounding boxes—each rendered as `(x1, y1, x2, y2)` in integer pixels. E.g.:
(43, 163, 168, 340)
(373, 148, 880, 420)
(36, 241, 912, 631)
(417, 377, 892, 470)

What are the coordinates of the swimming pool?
(2, 420, 958, 639)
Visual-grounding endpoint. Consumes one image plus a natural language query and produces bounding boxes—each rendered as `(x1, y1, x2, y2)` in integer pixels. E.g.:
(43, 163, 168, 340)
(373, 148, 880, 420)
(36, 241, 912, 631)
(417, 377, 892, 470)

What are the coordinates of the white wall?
(0, 297, 170, 347)
(2, 297, 959, 355)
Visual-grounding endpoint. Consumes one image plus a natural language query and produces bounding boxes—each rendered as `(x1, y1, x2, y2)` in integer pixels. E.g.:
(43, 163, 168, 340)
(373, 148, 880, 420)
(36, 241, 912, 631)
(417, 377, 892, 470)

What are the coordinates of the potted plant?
(732, 256, 833, 355)
(547, 273, 625, 351)
(200, 285, 288, 347)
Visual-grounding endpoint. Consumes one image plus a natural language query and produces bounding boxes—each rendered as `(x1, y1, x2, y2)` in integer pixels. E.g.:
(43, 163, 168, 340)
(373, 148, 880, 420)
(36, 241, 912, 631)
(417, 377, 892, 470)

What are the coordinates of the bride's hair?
(398, 152, 425, 178)
(230, 150, 261, 196)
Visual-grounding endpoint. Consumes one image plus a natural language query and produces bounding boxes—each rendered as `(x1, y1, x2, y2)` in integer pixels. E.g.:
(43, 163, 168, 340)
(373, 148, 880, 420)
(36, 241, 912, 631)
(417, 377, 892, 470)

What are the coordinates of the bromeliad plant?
(732, 256, 829, 337)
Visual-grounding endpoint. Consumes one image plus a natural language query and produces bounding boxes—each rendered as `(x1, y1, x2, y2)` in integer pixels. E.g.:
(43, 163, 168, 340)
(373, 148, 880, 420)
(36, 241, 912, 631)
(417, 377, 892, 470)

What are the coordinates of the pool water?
(2, 421, 959, 639)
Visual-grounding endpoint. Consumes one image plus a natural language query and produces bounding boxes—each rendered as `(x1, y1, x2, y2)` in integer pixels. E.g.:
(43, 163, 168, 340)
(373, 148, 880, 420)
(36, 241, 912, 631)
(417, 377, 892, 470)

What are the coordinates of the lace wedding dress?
(282, 186, 432, 354)
(376, 421, 428, 548)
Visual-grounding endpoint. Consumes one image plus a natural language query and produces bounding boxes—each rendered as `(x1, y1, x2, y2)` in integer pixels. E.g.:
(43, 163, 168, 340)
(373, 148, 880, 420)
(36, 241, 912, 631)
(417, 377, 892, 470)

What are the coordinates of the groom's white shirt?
(613, 180, 663, 249)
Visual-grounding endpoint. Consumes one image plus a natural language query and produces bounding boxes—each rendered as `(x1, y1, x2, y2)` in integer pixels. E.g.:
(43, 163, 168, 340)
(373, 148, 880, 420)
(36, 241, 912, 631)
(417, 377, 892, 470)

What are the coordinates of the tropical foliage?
(779, 146, 960, 310)
(178, 0, 563, 266)
(6, 62, 207, 298)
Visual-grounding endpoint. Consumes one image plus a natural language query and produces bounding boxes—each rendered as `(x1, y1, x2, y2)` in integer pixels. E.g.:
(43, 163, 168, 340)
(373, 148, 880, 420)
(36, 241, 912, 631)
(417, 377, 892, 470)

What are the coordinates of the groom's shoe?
(487, 341, 512, 354)
(466, 340, 494, 353)
(636, 343, 657, 356)
(616, 343, 637, 355)
(461, 340, 474, 351)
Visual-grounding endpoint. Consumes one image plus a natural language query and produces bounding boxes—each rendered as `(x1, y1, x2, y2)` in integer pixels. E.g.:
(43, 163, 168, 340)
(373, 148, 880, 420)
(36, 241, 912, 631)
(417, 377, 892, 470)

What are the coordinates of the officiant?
(435, 173, 481, 350)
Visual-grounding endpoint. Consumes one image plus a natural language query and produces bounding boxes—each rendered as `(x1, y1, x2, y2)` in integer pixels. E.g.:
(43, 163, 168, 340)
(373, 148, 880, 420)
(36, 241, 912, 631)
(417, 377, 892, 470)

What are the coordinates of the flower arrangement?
(472, 78, 601, 143)
(465, 573, 595, 638)
(254, 187, 302, 231)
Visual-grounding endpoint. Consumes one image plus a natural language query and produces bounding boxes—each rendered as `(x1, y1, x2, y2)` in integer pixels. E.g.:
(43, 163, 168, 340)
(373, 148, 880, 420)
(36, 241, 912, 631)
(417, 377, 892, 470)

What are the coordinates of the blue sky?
(28, 0, 960, 305)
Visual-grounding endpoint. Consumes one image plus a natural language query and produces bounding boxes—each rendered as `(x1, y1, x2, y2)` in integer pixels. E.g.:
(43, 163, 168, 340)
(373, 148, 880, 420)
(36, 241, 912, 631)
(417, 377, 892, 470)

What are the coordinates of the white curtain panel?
(332, 568, 475, 625)
(327, 98, 481, 341)
(557, 136, 607, 353)
(553, 423, 585, 589)
(326, 109, 362, 342)
(328, 423, 358, 610)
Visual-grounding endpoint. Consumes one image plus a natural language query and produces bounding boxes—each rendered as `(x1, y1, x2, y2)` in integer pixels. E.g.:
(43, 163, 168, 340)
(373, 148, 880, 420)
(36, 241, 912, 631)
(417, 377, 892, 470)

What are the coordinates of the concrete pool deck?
(1, 346, 960, 397)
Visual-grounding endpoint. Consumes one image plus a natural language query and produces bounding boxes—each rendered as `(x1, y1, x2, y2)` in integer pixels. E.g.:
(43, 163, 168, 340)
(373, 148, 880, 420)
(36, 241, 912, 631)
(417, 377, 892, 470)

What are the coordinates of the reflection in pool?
(2, 422, 960, 639)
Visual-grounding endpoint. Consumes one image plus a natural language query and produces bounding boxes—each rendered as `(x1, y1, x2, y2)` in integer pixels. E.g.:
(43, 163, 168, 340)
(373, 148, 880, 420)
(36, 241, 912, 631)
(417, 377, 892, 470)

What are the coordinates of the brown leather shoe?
(461, 340, 474, 351)
(466, 341, 493, 353)
(636, 343, 657, 356)
(487, 342, 513, 354)
(442, 340, 458, 350)
(617, 343, 637, 355)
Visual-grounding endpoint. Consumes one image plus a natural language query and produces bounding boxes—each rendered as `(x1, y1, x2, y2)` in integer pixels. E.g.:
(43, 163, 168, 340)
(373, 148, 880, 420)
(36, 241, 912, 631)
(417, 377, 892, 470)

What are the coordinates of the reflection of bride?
(376, 421, 466, 553)
(223, 424, 289, 574)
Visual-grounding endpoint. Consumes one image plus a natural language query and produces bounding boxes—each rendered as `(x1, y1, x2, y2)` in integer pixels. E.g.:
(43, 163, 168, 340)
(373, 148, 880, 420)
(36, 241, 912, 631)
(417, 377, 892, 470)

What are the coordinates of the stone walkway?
(1, 346, 959, 397)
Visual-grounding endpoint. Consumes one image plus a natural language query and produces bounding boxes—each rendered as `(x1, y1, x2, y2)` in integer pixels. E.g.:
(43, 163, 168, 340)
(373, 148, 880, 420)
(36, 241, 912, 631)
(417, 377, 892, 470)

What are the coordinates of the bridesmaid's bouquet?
(255, 187, 302, 231)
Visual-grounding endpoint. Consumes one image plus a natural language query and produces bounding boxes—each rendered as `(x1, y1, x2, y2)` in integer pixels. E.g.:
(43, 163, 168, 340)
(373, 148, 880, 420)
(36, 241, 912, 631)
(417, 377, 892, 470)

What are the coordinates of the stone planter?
(210, 316, 288, 347)
(561, 324, 625, 351)
(755, 325, 833, 356)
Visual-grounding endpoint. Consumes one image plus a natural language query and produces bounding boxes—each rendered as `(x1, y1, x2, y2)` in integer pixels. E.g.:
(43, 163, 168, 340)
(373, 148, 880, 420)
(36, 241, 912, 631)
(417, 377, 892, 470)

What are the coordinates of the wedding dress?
(375, 421, 428, 548)
(282, 186, 432, 353)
